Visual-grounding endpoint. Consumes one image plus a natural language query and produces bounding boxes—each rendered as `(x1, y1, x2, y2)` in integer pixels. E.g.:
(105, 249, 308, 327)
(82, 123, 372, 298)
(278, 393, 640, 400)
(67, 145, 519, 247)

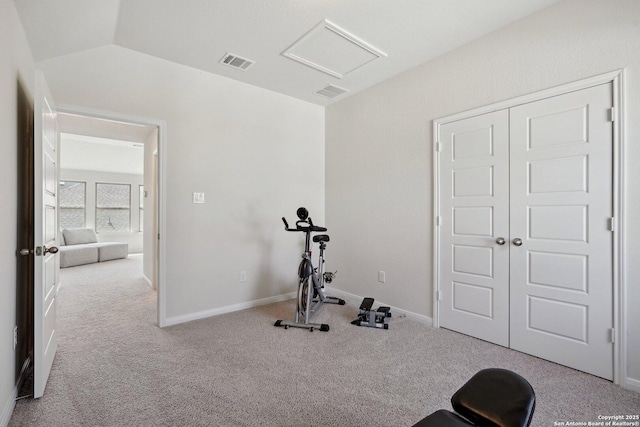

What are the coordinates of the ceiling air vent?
(219, 53, 254, 71)
(315, 84, 349, 99)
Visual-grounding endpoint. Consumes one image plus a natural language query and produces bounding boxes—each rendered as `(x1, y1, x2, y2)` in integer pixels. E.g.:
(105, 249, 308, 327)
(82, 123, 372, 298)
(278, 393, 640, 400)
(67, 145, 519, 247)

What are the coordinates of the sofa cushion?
(59, 245, 99, 268)
(97, 243, 128, 262)
(62, 228, 98, 246)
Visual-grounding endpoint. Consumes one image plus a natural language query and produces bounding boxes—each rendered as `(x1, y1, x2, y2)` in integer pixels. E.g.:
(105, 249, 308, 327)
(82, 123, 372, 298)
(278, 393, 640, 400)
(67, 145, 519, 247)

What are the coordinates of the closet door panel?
(509, 83, 614, 380)
(439, 110, 510, 347)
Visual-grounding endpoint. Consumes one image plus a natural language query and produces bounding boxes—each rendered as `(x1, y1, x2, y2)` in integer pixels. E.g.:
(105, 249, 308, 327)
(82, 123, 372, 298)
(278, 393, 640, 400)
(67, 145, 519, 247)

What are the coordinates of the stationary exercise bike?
(274, 207, 345, 332)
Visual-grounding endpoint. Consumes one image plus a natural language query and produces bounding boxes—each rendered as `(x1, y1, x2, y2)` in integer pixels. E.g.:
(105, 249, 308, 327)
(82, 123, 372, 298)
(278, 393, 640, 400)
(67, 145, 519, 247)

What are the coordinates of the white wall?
(0, 0, 34, 424)
(37, 45, 325, 322)
(60, 135, 145, 175)
(59, 169, 144, 253)
(326, 0, 640, 388)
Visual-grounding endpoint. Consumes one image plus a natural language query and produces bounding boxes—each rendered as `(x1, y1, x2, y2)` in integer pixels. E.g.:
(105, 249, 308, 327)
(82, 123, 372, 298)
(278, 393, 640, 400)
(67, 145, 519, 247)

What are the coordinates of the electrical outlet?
(240, 271, 247, 282)
(378, 270, 386, 283)
(13, 326, 18, 350)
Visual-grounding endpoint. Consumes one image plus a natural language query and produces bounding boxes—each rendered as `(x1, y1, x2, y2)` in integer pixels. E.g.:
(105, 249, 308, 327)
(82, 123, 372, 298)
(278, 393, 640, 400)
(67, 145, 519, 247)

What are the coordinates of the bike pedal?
(377, 306, 391, 317)
(359, 297, 375, 311)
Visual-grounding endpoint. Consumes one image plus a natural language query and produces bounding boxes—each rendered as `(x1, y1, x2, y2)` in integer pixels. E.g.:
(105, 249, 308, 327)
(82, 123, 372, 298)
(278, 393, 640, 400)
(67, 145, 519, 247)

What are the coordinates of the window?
(139, 185, 144, 232)
(59, 181, 86, 230)
(96, 183, 131, 233)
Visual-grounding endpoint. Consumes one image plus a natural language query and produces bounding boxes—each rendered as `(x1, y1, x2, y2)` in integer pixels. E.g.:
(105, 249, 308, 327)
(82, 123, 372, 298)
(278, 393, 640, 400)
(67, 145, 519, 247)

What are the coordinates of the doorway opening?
(57, 113, 158, 288)
(57, 109, 162, 294)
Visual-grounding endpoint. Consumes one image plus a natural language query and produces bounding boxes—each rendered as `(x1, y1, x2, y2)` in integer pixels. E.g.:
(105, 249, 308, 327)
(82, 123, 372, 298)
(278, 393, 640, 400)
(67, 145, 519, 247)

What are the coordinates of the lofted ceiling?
(15, 0, 560, 106)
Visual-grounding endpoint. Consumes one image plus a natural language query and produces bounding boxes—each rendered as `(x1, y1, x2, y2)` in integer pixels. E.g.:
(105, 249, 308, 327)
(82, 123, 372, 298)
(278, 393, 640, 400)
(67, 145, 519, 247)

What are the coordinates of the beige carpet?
(9, 256, 639, 426)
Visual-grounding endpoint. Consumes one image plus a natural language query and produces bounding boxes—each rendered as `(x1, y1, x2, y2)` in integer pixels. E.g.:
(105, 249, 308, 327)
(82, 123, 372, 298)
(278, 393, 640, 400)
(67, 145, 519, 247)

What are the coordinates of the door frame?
(57, 103, 168, 327)
(432, 69, 626, 386)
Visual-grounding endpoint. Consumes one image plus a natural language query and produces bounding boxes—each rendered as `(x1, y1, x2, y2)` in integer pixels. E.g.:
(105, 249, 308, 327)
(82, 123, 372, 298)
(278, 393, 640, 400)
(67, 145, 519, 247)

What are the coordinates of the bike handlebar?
(282, 216, 327, 233)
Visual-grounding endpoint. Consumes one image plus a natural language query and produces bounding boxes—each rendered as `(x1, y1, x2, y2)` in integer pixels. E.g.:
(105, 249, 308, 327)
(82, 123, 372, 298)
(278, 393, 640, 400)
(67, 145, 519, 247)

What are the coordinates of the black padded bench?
(413, 368, 536, 427)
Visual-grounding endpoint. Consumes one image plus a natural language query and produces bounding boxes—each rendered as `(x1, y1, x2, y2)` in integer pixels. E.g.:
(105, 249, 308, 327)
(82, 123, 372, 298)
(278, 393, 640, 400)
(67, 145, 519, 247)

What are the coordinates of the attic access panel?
(283, 20, 387, 79)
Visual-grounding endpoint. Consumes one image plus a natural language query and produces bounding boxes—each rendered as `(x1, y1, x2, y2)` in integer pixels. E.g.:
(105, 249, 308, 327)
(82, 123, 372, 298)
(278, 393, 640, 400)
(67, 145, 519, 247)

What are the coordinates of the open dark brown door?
(16, 80, 35, 397)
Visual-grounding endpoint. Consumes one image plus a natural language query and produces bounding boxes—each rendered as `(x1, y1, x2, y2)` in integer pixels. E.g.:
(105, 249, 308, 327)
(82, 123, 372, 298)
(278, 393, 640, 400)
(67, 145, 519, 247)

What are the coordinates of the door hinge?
(436, 216, 441, 226)
(609, 107, 616, 122)
(608, 217, 615, 231)
(435, 142, 441, 153)
(436, 290, 442, 301)
(610, 328, 615, 343)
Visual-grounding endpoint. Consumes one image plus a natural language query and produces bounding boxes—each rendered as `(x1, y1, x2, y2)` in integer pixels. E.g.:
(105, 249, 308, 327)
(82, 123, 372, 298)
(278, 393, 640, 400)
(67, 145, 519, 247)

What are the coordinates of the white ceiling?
(15, 0, 561, 106)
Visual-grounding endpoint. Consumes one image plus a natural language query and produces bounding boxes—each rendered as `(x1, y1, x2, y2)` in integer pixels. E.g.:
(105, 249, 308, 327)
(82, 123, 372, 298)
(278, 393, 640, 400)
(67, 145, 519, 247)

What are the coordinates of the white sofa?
(59, 228, 128, 268)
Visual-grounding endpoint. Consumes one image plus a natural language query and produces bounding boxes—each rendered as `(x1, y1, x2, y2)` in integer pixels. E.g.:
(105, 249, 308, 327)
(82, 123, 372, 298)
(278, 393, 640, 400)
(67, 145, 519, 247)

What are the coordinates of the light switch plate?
(193, 192, 205, 204)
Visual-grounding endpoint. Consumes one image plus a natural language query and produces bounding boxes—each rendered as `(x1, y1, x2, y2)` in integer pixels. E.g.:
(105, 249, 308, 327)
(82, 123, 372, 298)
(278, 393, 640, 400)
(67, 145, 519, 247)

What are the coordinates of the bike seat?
(313, 234, 330, 243)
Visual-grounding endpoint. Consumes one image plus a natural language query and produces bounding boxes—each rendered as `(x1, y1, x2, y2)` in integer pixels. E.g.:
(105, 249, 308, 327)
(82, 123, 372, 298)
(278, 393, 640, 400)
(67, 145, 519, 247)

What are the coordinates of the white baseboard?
(163, 287, 433, 328)
(164, 292, 296, 327)
(625, 377, 640, 393)
(0, 387, 17, 427)
(142, 275, 152, 289)
(326, 287, 433, 326)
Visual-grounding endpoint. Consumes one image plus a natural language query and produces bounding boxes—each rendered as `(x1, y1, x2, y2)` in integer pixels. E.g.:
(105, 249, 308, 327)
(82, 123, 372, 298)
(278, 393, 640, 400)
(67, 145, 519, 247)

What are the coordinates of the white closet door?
(509, 83, 614, 380)
(438, 110, 510, 347)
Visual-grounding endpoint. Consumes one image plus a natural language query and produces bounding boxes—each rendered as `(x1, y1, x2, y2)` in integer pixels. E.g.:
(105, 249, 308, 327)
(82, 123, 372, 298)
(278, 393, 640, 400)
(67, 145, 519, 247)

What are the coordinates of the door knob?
(19, 249, 32, 256)
(35, 246, 59, 256)
(44, 246, 59, 254)
(495, 237, 506, 245)
(513, 238, 523, 246)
